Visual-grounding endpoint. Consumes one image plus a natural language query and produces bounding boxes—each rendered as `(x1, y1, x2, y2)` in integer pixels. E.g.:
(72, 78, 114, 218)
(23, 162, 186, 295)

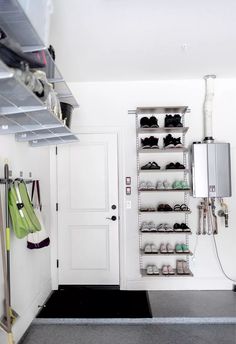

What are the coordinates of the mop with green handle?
(4, 164, 18, 325)
(0, 188, 15, 344)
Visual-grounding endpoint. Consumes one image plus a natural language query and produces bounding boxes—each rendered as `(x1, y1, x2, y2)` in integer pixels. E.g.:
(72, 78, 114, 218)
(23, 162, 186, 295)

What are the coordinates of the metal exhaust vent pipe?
(203, 75, 216, 143)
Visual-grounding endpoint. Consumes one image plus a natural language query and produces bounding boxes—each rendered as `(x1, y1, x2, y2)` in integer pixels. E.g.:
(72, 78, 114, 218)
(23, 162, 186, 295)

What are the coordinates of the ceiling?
(50, 0, 236, 82)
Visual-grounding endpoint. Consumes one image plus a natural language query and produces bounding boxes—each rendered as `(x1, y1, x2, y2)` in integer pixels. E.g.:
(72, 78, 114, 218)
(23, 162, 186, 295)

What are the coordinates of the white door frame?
(50, 127, 127, 290)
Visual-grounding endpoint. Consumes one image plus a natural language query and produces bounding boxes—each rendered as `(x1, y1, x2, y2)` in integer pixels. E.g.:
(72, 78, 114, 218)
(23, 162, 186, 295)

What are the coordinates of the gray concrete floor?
(149, 291, 236, 317)
(20, 291, 236, 343)
(21, 324, 236, 344)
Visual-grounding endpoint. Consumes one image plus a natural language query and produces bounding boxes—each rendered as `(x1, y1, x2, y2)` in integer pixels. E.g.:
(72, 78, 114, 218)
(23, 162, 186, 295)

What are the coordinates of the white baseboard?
(13, 279, 51, 343)
(125, 277, 233, 290)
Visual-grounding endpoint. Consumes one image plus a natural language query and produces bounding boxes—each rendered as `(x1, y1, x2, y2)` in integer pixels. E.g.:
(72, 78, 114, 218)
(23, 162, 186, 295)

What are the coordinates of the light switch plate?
(126, 177, 131, 185)
(126, 187, 131, 195)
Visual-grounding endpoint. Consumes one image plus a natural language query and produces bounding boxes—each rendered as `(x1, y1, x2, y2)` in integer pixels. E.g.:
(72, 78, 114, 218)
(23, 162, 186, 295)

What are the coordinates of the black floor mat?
(37, 287, 152, 318)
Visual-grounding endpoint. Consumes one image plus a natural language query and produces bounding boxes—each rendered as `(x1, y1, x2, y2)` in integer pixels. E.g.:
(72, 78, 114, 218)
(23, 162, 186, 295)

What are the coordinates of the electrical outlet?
(126, 201, 132, 209)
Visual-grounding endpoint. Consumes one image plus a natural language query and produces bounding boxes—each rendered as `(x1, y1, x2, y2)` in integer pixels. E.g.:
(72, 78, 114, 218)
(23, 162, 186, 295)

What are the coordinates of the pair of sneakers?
(164, 114, 183, 127)
(144, 243, 158, 253)
(175, 243, 190, 253)
(172, 180, 190, 189)
(164, 134, 184, 148)
(141, 136, 159, 149)
(166, 162, 185, 169)
(157, 223, 173, 232)
(146, 265, 159, 275)
(176, 260, 191, 275)
(156, 180, 171, 189)
(162, 265, 175, 275)
(140, 221, 156, 232)
(139, 181, 155, 190)
(160, 243, 174, 253)
(173, 223, 190, 232)
(141, 162, 160, 170)
(140, 116, 159, 128)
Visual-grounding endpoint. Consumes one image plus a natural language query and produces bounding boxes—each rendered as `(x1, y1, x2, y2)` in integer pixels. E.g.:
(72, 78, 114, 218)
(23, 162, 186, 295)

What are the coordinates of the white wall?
(67, 78, 236, 290)
(0, 136, 51, 343)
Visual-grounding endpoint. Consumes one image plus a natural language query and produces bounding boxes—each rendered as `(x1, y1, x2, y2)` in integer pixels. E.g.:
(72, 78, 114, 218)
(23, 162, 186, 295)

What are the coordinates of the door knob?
(106, 216, 117, 221)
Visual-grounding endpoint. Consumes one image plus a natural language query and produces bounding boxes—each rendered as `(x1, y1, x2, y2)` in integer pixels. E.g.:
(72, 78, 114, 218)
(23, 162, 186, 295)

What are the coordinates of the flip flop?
(174, 204, 181, 211)
(180, 204, 190, 211)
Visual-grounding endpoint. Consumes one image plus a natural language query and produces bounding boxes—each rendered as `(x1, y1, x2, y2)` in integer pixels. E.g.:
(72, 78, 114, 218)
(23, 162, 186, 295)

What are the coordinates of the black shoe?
(164, 115, 174, 127)
(141, 137, 151, 148)
(173, 223, 181, 229)
(175, 162, 185, 169)
(173, 137, 184, 148)
(140, 117, 150, 128)
(150, 162, 160, 169)
(166, 162, 176, 169)
(164, 204, 173, 211)
(173, 114, 183, 127)
(141, 162, 152, 169)
(149, 116, 159, 128)
(150, 136, 159, 148)
(164, 134, 175, 148)
(180, 223, 190, 230)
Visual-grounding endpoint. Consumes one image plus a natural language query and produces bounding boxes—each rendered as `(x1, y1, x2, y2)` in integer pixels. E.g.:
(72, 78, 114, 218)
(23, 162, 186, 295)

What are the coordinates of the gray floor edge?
(32, 317, 236, 325)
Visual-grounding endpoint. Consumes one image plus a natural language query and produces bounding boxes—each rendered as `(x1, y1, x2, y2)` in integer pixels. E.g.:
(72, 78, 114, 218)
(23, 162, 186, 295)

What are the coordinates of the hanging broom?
(0, 190, 15, 344)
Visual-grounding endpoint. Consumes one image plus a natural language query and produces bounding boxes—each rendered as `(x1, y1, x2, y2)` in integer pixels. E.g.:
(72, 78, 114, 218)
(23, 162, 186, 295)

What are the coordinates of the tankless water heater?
(191, 142, 232, 198)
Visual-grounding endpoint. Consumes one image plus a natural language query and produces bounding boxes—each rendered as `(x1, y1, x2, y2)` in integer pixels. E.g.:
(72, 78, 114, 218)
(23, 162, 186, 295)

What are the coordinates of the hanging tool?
(218, 198, 229, 228)
(202, 200, 207, 235)
(211, 198, 218, 234)
(4, 164, 18, 327)
(197, 203, 203, 235)
(0, 164, 16, 344)
(207, 198, 212, 235)
(0, 191, 10, 335)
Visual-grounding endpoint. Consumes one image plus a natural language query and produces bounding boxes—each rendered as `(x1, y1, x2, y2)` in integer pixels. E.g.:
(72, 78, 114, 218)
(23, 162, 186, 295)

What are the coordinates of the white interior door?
(57, 133, 119, 285)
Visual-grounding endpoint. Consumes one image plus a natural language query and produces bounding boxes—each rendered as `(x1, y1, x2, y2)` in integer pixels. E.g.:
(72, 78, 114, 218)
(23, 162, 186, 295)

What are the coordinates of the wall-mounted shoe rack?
(0, 0, 79, 147)
(135, 106, 194, 277)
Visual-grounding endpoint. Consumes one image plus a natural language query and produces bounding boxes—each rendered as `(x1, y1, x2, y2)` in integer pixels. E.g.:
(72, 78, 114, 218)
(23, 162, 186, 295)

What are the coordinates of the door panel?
(57, 133, 119, 285)
(70, 225, 110, 270)
(69, 143, 109, 211)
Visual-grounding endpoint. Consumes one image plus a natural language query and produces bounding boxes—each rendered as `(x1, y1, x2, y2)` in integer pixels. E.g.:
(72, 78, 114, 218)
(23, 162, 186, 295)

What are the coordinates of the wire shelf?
(28, 134, 79, 147)
(136, 106, 188, 115)
(141, 268, 193, 277)
(138, 189, 191, 192)
(140, 230, 192, 235)
(140, 250, 193, 256)
(138, 127, 189, 134)
(138, 148, 188, 153)
(139, 169, 189, 173)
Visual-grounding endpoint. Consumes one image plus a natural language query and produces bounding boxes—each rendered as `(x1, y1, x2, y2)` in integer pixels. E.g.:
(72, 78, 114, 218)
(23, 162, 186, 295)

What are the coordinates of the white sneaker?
(140, 221, 149, 231)
(166, 243, 174, 253)
(144, 244, 152, 253)
(163, 180, 171, 189)
(157, 223, 165, 232)
(152, 265, 159, 275)
(162, 265, 169, 275)
(139, 181, 147, 190)
(148, 221, 156, 231)
(146, 265, 154, 275)
(160, 243, 167, 253)
(151, 244, 158, 253)
(156, 181, 164, 189)
(167, 265, 175, 275)
(164, 223, 173, 232)
(146, 181, 155, 190)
